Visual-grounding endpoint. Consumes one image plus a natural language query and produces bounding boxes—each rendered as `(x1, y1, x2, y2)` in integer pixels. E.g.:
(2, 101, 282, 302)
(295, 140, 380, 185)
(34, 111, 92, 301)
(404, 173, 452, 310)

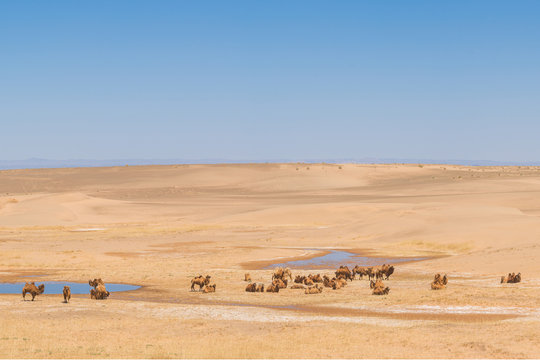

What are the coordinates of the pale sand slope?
(0, 163, 539, 358)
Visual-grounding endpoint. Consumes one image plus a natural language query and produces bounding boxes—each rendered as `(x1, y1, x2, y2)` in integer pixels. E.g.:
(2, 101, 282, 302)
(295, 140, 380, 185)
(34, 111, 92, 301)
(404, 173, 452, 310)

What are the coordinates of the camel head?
(204, 275, 211, 285)
(37, 284, 45, 294)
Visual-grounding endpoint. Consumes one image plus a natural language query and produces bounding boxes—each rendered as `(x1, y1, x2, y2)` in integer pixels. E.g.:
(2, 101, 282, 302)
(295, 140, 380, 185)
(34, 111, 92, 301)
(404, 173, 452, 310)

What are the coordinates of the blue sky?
(1, 1, 539, 162)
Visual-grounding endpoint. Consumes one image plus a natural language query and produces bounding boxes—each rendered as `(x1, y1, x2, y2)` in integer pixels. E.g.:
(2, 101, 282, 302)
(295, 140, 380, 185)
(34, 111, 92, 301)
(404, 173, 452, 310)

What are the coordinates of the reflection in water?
(264, 250, 428, 270)
(0, 281, 140, 294)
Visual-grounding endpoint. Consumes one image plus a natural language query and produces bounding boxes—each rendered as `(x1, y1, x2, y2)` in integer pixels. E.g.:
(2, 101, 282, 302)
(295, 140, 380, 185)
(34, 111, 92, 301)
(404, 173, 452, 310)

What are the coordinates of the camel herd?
(20, 278, 109, 302)
(18, 266, 522, 302)
(188, 264, 523, 297)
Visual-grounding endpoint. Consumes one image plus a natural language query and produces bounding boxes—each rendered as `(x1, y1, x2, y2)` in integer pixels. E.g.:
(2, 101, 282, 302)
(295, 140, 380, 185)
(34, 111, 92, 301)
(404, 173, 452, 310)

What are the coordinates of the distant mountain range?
(0, 158, 539, 170)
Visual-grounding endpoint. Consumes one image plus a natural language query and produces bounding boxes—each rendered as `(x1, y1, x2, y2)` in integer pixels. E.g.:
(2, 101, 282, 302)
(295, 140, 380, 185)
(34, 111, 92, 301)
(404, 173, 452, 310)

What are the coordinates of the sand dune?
(1, 163, 540, 358)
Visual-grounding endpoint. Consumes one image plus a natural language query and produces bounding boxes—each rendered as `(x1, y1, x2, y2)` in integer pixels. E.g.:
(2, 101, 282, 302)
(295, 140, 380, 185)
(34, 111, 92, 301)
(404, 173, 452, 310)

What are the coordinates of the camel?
(323, 275, 332, 287)
(305, 284, 323, 294)
(203, 284, 216, 293)
(63, 286, 71, 303)
(501, 272, 521, 284)
(90, 285, 110, 300)
(294, 275, 305, 284)
(370, 279, 390, 295)
(266, 284, 280, 293)
(431, 273, 448, 290)
(335, 266, 353, 281)
(22, 282, 45, 301)
(290, 284, 305, 289)
(246, 283, 265, 292)
(382, 264, 395, 280)
(352, 266, 368, 279)
(370, 279, 384, 289)
(88, 278, 104, 288)
(331, 279, 342, 290)
(89, 278, 110, 299)
(309, 274, 323, 283)
(272, 267, 292, 281)
(191, 275, 211, 291)
(303, 278, 314, 286)
(272, 278, 288, 289)
(244, 273, 252, 282)
(372, 286, 390, 295)
(365, 267, 374, 281)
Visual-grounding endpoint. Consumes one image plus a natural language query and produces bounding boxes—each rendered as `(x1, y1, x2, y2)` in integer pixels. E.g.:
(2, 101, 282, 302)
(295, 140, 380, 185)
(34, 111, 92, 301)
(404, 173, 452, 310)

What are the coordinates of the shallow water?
(0, 281, 140, 294)
(264, 250, 428, 270)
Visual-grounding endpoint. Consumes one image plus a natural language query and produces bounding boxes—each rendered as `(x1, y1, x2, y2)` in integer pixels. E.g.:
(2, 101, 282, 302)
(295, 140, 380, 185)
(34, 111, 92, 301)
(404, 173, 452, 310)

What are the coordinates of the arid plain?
(1, 163, 540, 358)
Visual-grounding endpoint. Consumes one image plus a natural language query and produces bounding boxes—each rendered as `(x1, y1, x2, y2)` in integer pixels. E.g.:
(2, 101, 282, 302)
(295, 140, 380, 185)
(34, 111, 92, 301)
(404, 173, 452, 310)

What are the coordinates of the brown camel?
(501, 272, 521, 284)
(272, 278, 288, 289)
(89, 278, 110, 299)
(203, 284, 216, 293)
(266, 284, 280, 293)
(294, 275, 306, 284)
(372, 286, 390, 295)
(305, 284, 323, 294)
(352, 266, 368, 279)
(290, 284, 305, 289)
(430, 273, 448, 290)
(63, 286, 71, 303)
(335, 266, 353, 281)
(22, 282, 45, 301)
(370, 279, 390, 295)
(245, 283, 257, 292)
(244, 273, 252, 282)
(272, 267, 292, 281)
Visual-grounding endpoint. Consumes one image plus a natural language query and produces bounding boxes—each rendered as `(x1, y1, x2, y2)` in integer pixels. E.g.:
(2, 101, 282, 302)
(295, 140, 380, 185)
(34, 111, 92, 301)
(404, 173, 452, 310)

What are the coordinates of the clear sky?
(1, 1, 539, 162)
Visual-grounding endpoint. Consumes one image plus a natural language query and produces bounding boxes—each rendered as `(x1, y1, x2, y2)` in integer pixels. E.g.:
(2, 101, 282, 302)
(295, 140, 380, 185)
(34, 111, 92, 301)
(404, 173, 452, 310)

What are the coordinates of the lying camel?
(244, 273, 252, 282)
(63, 286, 71, 303)
(370, 279, 390, 295)
(272, 278, 288, 289)
(246, 283, 265, 292)
(305, 284, 323, 294)
(309, 274, 323, 283)
(266, 284, 280, 293)
(372, 286, 390, 295)
(501, 272, 521, 284)
(22, 282, 45, 301)
(203, 284, 216, 293)
(191, 275, 211, 291)
(430, 273, 448, 290)
(89, 278, 110, 300)
(290, 284, 305, 289)
(303, 278, 314, 286)
(323, 275, 332, 287)
(370, 279, 384, 289)
(294, 275, 306, 284)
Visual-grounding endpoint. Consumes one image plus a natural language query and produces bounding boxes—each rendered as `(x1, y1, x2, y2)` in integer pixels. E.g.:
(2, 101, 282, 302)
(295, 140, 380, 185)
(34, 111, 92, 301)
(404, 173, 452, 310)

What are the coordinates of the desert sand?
(1, 163, 539, 358)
